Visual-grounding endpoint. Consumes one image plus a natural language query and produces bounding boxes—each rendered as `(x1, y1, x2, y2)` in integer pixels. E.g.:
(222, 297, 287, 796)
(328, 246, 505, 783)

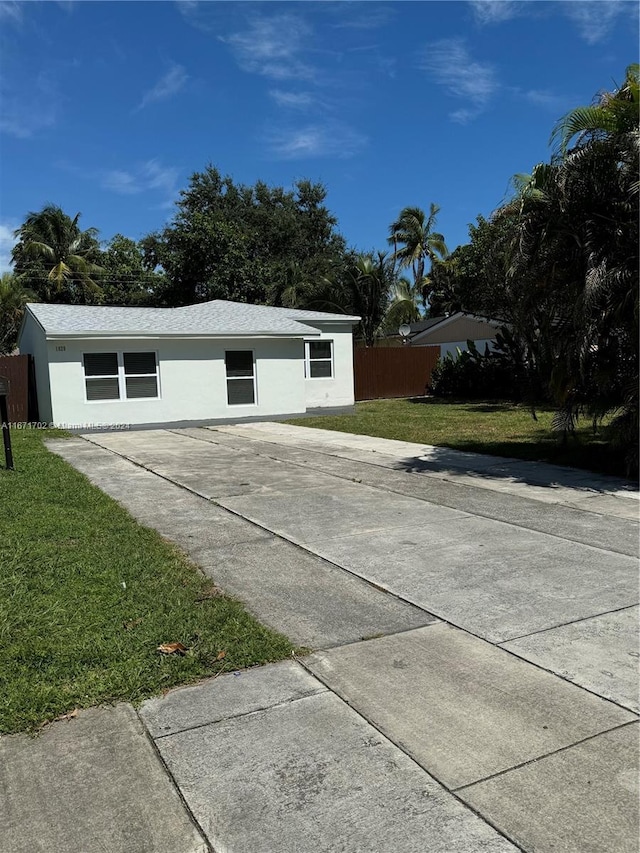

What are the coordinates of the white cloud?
(222, 15, 316, 81)
(0, 72, 58, 138)
(419, 39, 498, 122)
(135, 64, 188, 111)
(268, 90, 315, 109)
(469, 1, 521, 25)
(266, 121, 367, 160)
(101, 160, 179, 200)
(0, 1, 22, 24)
(562, 1, 630, 44)
(525, 89, 570, 111)
(0, 223, 18, 273)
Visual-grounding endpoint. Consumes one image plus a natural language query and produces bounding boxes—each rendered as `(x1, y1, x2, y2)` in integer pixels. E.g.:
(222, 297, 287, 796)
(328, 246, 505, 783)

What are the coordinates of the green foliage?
(388, 203, 448, 308)
(12, 205, 104, 304)
(142, 166, 348, 308)
(0, 273, 34, 354)
(508, 64, 639, 473)
(429, 65, 638, 474)
(429, 337, 522, 401)
(99, 234, 166, 306)
(339, 252, 393, 346)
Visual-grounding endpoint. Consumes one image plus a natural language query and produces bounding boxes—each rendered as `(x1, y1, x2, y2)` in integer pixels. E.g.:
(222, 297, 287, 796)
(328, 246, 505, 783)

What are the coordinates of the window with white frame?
(225, 350, 256, 405)
(304, 340, 333, 378)
(123, 352, 158, 398)
(83, 352, 159, 401)
(84, 353, 120, 401)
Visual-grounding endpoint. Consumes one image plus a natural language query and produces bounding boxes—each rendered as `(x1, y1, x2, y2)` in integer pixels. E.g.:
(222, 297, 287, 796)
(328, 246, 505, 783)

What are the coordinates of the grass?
(0, 428, 294, 734)
(287, 398, 629, 478)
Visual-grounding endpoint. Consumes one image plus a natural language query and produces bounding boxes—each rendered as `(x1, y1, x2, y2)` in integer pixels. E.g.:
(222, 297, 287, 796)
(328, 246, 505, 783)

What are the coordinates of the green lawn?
(287, 398, 628, 477)
(0, 428, 294, 734)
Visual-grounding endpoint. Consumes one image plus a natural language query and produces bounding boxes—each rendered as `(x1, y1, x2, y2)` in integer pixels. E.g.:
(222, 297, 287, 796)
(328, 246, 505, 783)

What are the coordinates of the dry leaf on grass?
(215, 650, 227, 661)
(157, 642, 188, 655)
(123, 617, 144, 630)
(54, 708, 79, 723)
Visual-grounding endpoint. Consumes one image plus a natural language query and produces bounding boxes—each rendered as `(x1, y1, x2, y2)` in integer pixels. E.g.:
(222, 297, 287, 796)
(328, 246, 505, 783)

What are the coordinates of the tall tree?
(12, 205, 103, 304)
(142, 166, 348, 308)
(99, 234, 165, 306)
(388, 204, 448, 308)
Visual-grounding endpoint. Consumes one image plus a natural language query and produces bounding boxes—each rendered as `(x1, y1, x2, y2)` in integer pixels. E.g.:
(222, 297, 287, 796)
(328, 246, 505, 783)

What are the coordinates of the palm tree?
(551, 63, 639, 154)
(382, 275, 422, 335)
(12, 205, 104, 303)
(507, 66, 639, 473)
(0, 273, 34, 354)
(388, 204, 448, 308)
(343, 253, 392, 347)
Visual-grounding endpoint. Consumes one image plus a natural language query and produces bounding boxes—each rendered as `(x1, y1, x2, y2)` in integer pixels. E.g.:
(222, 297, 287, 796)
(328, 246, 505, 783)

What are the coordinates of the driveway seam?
(150, 688, 330, 741)
(185, 429, 639, 550)
(296, 651, 638, 799)
(134, 707, 214, 853)
(289, 655, 529, 853)
(451, 719, 639, 793)
(205, 426, 638, 500)
(497, 602, 640, 644)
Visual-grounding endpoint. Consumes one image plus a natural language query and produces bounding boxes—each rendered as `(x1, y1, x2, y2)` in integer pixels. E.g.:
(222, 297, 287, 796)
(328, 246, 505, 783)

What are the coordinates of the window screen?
(225, 351, 255, 405)
(124, 351, 158, 399)
(305, 340, 333, 378)
(84, 353, 120, 401)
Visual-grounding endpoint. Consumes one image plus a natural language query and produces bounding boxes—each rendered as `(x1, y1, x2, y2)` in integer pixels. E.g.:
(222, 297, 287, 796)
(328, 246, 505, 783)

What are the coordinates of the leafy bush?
(429, 336, 522, 401)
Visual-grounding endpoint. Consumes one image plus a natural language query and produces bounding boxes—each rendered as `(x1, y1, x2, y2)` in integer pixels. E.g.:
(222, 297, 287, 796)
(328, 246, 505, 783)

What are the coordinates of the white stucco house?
(18, 300, 360, 428)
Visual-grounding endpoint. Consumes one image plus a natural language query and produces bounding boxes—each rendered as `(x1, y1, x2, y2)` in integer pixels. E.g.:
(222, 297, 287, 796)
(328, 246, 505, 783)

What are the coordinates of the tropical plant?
(342, 252, 393, 346)
(507, 64, 639, 473)
(12, 205, 104, 304)
(0, 272, 34, 354)
(388, 203, 448, 308)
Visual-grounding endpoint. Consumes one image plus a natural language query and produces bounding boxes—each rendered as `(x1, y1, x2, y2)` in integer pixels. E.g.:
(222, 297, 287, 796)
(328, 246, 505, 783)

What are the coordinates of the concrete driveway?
(28, 424, 639, 852)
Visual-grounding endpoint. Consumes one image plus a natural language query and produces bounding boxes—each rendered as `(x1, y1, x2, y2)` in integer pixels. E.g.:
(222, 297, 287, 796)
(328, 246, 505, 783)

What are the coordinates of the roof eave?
(43, 330, 322, 341)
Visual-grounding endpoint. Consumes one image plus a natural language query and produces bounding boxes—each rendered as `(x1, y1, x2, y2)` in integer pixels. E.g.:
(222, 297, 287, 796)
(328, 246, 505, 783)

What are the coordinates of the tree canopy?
(141, 167, 348, 308)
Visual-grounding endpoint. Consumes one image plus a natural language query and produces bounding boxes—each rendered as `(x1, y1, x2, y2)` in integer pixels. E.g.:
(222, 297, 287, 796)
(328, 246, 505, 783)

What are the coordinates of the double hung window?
(304, 340, 333, 378)
(83, 352, 159, 401)
(225, 351, 256, 405)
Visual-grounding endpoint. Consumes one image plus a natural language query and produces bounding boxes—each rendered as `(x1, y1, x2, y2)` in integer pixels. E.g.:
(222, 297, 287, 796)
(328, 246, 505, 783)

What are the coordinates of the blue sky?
(0, 1, 637, 273)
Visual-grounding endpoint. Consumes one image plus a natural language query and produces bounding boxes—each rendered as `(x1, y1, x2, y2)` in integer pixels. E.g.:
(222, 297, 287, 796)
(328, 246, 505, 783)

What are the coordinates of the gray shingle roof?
(26, 300, 360, 338)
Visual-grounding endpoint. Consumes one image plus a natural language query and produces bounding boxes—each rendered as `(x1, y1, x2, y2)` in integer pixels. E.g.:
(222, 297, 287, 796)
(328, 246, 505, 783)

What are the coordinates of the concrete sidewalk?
(5, 424, 637, 853)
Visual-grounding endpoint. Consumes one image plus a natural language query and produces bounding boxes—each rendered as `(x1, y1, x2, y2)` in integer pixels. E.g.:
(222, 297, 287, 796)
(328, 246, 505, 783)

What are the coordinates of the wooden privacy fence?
(0, 354, 38, 422)
(354, 346, 440, 401)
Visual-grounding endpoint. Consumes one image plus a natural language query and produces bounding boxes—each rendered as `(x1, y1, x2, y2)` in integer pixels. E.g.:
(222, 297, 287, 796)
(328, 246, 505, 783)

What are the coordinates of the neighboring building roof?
(406, 316, 447, 336)
(410, 312, 503, 345)
(24, 300, 360, 339)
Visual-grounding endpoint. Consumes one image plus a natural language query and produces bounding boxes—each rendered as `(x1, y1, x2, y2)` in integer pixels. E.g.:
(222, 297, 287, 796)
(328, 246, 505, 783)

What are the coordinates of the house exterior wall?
(18, 312, 53, 423)
(416, 316, 500, 345)
(303, 323, 356, 409)
(44, 336, 308, 427)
